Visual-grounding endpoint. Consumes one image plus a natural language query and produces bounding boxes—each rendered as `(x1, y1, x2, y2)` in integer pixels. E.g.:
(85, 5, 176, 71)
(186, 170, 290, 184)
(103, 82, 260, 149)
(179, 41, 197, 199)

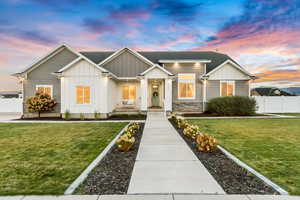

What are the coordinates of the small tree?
(26, 92, 57, 118)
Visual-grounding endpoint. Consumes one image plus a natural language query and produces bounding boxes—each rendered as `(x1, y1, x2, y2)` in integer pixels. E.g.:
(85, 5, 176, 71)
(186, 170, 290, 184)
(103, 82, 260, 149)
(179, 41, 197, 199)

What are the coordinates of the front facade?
(14, 44, 255, 118)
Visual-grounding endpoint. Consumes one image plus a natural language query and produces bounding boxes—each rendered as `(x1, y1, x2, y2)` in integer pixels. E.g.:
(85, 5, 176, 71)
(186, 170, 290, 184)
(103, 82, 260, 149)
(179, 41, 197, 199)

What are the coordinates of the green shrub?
(80, 113, 85, 120)
(64, 110, 70, 120)
(94, 111, 100, 119)
(183, 124, 200, 139)
(177, 118, 189, 129)
(207, 96, 257, 116)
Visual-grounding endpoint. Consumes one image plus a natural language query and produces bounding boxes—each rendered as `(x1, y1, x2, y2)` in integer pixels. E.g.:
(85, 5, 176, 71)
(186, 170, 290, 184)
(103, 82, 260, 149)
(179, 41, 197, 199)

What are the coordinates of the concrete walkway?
(127, 112, 225, 194)
(2, 195, 300, 200)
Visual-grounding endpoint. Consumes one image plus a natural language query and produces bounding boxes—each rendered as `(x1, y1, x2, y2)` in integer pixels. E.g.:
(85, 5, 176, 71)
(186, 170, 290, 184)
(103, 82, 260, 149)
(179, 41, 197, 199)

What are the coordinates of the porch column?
(141, 78, 148, 111)
(165, 78, 172, 112)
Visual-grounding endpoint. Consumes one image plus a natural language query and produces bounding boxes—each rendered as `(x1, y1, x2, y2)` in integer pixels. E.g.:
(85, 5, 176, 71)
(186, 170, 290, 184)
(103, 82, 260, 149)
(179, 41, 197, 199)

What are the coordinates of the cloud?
(150, 0, 203, 22)
(82, 18, 116, 34)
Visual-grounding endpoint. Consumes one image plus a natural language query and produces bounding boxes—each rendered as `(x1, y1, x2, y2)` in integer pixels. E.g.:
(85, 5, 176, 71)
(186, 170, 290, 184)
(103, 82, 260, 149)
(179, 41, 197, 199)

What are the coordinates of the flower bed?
(75, 123, 144, 194)
(169, 118, 278, 194)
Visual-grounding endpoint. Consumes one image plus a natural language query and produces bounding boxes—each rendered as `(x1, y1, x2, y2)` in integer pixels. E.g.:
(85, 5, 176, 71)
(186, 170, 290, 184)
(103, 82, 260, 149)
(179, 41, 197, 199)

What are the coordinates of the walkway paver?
(127, 112, 225, 194)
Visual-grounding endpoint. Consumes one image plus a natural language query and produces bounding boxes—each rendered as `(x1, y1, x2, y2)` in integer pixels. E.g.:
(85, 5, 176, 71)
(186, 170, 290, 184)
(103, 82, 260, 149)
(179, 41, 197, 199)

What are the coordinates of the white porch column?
(165, 78, 172, 112)
(202, 79, 207, 112)
(141, 78, 148, 111)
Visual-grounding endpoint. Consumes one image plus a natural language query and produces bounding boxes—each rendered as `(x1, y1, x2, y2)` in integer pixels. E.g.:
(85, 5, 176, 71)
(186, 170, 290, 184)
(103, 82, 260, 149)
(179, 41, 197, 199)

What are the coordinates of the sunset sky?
(0, 0, 300, 91)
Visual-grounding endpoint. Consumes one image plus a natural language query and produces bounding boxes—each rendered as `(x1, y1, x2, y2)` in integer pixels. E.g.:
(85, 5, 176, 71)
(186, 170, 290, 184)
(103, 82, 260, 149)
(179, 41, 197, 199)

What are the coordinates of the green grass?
(0, 122, 127, 195)
(188, 118, 300, 195)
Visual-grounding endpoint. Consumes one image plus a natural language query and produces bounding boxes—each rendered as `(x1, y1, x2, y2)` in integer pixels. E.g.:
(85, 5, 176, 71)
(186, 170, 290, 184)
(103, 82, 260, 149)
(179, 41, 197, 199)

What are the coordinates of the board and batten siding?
(61, 59, 108, 115)
(24, 48, 78, 115)
(102, 51, 151, 77)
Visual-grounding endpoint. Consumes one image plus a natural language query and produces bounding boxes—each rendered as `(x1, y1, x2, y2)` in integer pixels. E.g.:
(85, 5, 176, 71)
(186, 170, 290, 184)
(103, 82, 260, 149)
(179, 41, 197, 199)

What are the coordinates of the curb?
(64, 123, 131, 195)
(218, 145, 289, 195)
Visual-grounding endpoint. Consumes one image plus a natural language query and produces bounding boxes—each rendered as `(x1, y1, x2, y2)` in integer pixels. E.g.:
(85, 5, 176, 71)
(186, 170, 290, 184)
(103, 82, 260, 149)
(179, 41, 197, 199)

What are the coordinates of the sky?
(0, 0, 300, 91)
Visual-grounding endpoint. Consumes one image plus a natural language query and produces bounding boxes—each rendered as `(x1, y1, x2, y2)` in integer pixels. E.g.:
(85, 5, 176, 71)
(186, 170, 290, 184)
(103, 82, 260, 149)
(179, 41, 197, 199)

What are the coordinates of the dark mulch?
(15, 114, 146, 121)
(169, 119, 278, 195)
(182, 113, 267, 117)
(75, 123, 144, 195)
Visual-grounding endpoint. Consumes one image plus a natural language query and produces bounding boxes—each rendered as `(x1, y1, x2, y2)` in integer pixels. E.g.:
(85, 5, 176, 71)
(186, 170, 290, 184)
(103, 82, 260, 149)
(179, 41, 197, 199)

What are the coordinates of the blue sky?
(1, 0, 300, 90)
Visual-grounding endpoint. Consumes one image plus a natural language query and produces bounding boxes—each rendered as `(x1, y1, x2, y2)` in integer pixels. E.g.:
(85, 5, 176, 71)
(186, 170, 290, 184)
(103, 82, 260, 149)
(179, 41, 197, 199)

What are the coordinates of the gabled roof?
(140, 64, 173, 76)
(80, 51, 238, 73)
(252, 87, 295, 96)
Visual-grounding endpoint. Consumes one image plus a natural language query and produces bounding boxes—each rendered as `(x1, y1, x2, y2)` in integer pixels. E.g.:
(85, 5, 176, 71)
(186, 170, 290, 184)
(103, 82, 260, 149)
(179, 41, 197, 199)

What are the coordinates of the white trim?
(220, 80, 235, 96)
(206, 60, 254, 78)
(117, 77, 138, 80)
(159, 59, 211, 63)
(202, 79, 207, 112)
(36, 85, 53, 98)
(178, 73, 196, 100)
(140, 64, 173, 76)
(98, 47, 155, 67)
(64, 123, 131, 195)
(58, 57, 82, 72)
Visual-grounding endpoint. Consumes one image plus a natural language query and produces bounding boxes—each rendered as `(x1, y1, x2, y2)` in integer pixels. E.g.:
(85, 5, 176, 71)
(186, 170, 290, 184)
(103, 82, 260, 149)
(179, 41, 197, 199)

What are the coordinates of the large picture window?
(76, 86, 90, 104)
(178, 73, 195, 99)
(36, 85, 53, 97)
(122, 85, 136, 100)
(220, 81, 235, 96)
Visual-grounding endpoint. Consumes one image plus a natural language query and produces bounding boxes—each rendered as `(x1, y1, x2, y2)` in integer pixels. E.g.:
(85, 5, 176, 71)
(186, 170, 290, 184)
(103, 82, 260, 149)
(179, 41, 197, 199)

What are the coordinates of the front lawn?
(188, 118, 300, 195)
(0, 122, 127, 195)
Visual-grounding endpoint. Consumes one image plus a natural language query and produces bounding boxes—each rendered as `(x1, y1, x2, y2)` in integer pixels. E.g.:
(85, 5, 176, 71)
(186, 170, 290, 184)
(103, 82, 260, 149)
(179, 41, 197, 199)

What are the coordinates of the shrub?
(183, 125, 200, 139)
(94, 111, 100, 119)
(64, 110, 70, 120)
(116, 134, 135, 152)
(80, 113, 85, 120)
(177, 118, 189, 129)
(196, 133, 217, 152)
(207, 96, 257, 116)
(171, 113, 178, 121)
(26, 92, 57, 118)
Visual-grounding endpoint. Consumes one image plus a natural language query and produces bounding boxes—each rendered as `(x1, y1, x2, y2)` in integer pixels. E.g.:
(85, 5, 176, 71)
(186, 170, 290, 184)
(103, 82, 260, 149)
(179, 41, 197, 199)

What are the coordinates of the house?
(251, 87, 295, 96)
(13, 44, 255, 118)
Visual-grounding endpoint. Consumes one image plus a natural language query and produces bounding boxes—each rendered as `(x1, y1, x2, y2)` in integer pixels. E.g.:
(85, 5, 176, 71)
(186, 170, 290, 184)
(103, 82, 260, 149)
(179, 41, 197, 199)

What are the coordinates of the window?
(178, 73, 195, 99)
(122, 85, 136, 100)
(76, 86, 90, 104)
(36, 85, 53, 97)
(220, 81, 235, 96)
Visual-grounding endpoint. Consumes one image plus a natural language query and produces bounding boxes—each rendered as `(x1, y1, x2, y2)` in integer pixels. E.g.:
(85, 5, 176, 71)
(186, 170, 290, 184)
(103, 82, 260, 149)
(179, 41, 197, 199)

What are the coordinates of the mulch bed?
(169, 119, 279, 194)
(15, 114, 146, 121)
(75, 123, 145, 195)
(182, 113, 267, 117)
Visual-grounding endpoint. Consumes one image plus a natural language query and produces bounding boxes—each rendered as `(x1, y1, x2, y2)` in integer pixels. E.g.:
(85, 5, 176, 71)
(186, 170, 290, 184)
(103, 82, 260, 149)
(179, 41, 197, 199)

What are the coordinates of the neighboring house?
(251, 87, 295, 96)
(13, 44, 255, 118)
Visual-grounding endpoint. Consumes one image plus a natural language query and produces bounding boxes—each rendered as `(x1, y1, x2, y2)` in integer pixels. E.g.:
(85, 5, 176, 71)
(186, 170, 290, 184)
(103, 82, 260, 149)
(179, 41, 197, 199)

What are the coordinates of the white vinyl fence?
(0, 98, 23, 113)
(254, 96, 300, 113)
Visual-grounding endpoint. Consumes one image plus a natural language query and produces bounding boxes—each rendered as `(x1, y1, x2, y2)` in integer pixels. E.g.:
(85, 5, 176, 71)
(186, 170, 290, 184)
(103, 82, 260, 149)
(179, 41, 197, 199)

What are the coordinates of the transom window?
(76, 86, 91, 104)
(220, 81, 235, 96)
(178, 73, 195, 99)
(122, 85, 136, 100)
(36, 85, 53, 97)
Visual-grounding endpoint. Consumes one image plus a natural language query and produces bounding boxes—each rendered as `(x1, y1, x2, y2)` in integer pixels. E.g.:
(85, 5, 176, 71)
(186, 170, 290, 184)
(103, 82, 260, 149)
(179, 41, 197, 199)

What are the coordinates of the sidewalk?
(127, 112, 224, 194)
(3, 194, 299, 200)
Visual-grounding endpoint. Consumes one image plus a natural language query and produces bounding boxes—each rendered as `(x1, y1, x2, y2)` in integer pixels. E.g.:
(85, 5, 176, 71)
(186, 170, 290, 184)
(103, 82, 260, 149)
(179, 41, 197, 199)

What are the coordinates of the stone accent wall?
(173, 101, 203, 112)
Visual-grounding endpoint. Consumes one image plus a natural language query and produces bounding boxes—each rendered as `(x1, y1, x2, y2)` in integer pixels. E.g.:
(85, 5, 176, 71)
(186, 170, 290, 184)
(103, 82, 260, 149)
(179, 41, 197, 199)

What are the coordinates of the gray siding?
(102, 51, 151, 77)
(206, 80, 220, 101)
(235, 80, 249, 96)
(164, 63, 205, 112)
(23, 48, 78, 115)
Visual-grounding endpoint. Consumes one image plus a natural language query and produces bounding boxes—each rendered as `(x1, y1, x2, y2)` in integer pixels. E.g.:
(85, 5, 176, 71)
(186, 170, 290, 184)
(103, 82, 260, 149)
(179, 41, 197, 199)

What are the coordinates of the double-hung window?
(220, 81, 235, 96)
(76, 86, 91, 104)
(36, 85, 53, 97)
(178, 73, 195, 99)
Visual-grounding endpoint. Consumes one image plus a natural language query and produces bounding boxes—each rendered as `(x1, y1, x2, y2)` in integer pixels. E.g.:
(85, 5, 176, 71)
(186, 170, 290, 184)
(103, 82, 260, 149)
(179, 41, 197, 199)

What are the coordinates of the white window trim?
(220, 81, 235, 96)
(36, 85, 53, 98)
(178, 73, 196, 100)
(76, 86, 91, 105)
